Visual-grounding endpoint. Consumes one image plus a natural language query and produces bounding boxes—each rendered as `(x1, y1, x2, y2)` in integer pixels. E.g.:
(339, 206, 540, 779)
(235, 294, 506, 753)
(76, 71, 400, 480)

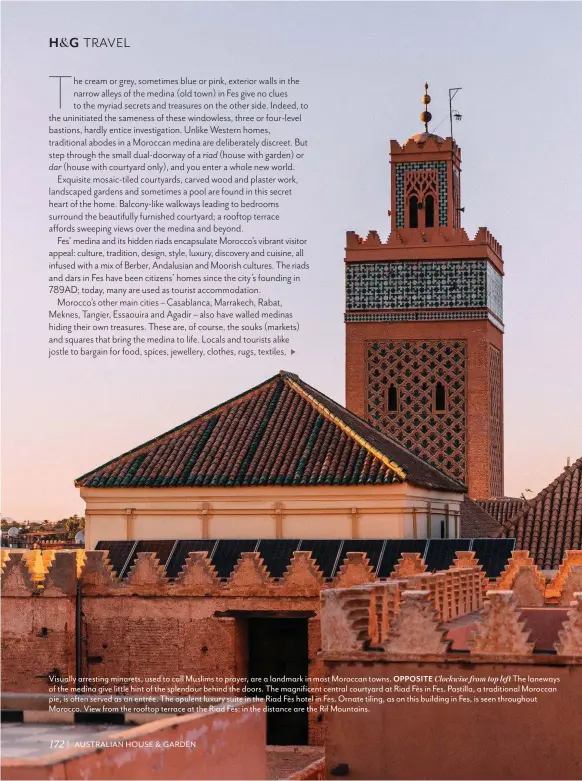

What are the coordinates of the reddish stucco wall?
(324, 659, 582, 780)
(1, 705, 267, 780)
(0, 596, 76, 691)
(1, 592, 326, 745)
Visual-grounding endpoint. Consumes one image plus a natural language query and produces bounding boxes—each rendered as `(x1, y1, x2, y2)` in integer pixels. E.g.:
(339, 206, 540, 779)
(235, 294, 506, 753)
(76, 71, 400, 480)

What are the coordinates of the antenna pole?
(448, 87, 462, 227)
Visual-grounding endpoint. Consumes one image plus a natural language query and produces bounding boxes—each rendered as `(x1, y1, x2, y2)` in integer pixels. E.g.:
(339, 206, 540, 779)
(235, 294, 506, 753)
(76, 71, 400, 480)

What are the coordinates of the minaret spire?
(420, 83, 432, 133)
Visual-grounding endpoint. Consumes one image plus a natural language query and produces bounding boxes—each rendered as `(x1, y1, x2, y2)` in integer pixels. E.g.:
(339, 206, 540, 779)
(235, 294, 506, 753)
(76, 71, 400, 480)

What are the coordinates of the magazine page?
(1, 2, 581, 780)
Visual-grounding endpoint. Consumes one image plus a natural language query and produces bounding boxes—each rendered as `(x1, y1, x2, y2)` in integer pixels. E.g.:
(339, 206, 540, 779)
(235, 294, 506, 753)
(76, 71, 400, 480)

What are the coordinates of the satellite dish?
(7, 527, 19, 538)
(75, 530, 85, 545)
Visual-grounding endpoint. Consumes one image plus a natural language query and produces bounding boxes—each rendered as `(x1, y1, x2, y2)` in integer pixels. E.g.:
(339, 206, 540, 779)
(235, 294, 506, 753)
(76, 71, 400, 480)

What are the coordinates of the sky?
(2, 1, 581, 521)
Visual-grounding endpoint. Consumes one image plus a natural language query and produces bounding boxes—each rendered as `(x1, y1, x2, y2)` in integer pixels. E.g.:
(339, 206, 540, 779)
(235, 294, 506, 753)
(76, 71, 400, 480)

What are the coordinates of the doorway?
(247, 617, 309, 745)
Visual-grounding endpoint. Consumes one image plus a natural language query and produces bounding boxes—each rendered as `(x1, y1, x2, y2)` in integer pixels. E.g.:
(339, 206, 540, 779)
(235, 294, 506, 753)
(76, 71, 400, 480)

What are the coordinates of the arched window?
(387, 385, 399, 412)
(424, 194, 435, 228)
(408, 195, 419, 228)
(434, 382, 447, 412)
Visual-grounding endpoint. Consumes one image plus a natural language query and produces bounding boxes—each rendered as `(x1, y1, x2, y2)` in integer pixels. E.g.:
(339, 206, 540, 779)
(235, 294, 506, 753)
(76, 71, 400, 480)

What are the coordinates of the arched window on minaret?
(409, 195, 419, 228)
(434, 381, 447, 412)
(387, 384, 399, 412)
(424, 194, 435, 228)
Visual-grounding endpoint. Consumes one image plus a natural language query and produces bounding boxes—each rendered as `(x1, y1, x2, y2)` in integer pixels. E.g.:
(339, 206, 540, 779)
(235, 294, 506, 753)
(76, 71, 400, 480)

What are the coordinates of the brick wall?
(346, 318, 503, 499)
(1, 550, 339, 744)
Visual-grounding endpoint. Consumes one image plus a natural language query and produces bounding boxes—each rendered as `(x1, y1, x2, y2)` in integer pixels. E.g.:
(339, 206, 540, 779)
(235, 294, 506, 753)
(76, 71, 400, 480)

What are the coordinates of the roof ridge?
(74, 373, 283, 486)
(283, 376, 407, 481)
(496, 455, 582, 537)
(480, 496, 524, 503)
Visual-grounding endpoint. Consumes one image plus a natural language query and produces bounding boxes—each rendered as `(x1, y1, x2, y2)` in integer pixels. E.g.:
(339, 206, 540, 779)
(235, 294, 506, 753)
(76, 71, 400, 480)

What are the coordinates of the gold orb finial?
(420, 82, 432, 132)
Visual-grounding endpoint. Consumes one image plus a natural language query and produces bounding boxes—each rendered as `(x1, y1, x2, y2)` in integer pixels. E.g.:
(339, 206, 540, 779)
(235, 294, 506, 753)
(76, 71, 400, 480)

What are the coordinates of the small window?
(408, 195, 419, 228)
(434, 382, 447, 412)
(387, 385, 399, 412)
(425, 194, 435, 228)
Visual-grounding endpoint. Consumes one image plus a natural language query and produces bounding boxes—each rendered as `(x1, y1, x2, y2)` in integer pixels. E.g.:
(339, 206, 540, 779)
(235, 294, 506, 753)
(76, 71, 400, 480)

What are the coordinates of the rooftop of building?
(75, 371, 465, 493)
(497, 456, 582, 569)
(477, 496, 527, 526)
(459, 498, 502, 538)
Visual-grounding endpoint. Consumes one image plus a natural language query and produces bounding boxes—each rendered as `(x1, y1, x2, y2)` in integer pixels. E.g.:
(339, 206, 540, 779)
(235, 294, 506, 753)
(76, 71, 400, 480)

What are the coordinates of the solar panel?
(424, 539, 472, 572)
(95, 536, 515, 582)
(297, 540, 343, 578)
(337, 540, 385, 573)
(471, 538, 515, 579)
(211, 539, 258, 578)
(257, 539, 300, 578)
(95, 541, 135, 577)
(376, 540, 428, 579)
(122, 540, 177, 577)
(165, 539, 217, 579)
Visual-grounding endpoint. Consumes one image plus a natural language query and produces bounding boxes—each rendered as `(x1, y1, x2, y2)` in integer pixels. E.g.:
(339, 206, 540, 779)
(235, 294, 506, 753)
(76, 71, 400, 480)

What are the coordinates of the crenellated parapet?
(320, 584, 579, 659)
(557, 566, 582, 606)
(172, 551, 221, 595)
(494, 549, 582, 604)
(390, 134, 457, 156)
(512, 565, 546, 607)
(554, 592, 582, 655)
(2, 548, 580, 604)
(1, 551, 78, 597)
(125, 552, 170, 594)
(334, 552, 375, 588)
(393, 565, 484, 622)
(496, 550, 536, 589)
(226, 552, 272, 594)
(280, 551, 325, 593)
(547, 551, 582, 602)
(42, 551, 78, 596)
(383, 590, 450, 656)
(0, 552, 36, 596)
(391, 552, 427, 579)
(469, 590, 534, 655)
(345, 225, 502, 263)
(320, 585, 376, 655)
(323, 564, 488, 656)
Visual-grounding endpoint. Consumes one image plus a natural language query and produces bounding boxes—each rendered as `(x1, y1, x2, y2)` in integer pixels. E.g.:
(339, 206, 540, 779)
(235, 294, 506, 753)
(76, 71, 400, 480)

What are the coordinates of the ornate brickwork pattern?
(489, 345, 503, 497)
(345, 261, 503, 325)
(405, 169, 438, 213)
(395, 162, 448, 227)
(366, 339, 467, 483)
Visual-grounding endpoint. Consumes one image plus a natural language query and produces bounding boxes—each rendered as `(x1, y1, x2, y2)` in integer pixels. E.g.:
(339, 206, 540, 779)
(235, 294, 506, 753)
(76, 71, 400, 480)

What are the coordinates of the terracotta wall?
(2, 595, 325, 744)
(345, 318, 503, 500)
(2, 704, 266, 780)
(325, 659, 582, 780)
(1, 596, 76, 692)
(1, 550, 333, 744)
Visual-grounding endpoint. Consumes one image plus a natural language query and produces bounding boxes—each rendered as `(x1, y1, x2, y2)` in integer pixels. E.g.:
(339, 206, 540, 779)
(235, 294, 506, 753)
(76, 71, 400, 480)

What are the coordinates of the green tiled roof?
(76, 371, 465, 493)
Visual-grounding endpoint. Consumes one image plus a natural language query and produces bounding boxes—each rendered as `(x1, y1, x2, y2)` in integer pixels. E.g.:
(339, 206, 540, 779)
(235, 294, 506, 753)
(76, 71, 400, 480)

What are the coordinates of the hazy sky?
(2, 1, 581, 521)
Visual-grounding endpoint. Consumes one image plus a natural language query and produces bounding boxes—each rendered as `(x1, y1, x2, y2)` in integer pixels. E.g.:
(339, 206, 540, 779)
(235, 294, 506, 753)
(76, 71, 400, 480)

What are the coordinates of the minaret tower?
(345, 85, 504, 499)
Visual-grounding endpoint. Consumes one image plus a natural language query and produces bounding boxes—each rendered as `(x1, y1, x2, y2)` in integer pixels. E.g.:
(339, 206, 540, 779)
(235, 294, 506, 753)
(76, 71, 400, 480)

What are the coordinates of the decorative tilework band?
(345, 260, 504, 323)
(345, 311, 504, 331)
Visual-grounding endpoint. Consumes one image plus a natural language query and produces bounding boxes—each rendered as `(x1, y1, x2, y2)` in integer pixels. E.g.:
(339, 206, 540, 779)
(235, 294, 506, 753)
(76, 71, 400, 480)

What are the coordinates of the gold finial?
(420, 82, 432, 133)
